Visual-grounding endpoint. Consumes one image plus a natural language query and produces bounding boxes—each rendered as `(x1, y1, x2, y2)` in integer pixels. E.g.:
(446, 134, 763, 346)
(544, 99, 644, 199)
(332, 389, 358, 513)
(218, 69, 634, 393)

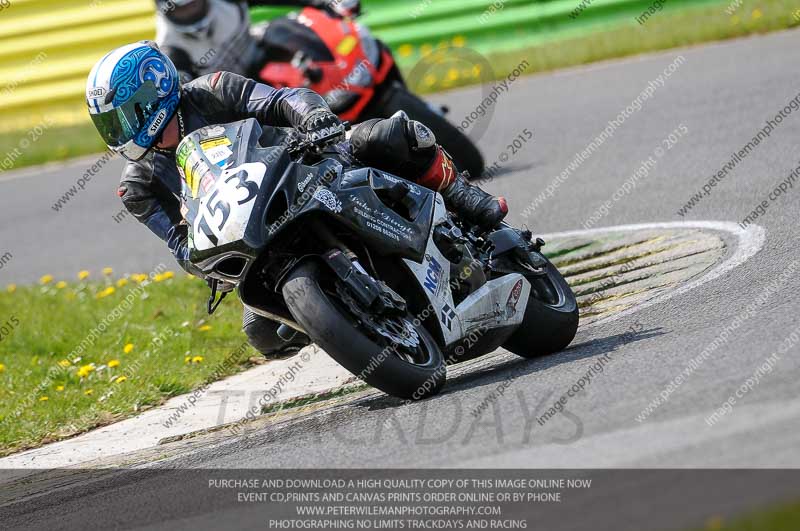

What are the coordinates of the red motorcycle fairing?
(259, 8, 394, 122)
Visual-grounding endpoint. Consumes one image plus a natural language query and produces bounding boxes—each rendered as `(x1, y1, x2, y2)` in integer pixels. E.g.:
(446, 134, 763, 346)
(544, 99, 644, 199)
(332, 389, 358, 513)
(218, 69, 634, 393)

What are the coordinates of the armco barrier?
(1, 0, 724, 134)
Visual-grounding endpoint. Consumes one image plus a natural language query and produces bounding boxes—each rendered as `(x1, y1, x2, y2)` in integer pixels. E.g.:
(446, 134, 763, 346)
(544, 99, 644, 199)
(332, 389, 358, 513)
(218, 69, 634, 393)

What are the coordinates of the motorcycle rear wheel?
(282, 261, 446, 399)
(502, 255, 579, 358)
(377, 84, 486, 180)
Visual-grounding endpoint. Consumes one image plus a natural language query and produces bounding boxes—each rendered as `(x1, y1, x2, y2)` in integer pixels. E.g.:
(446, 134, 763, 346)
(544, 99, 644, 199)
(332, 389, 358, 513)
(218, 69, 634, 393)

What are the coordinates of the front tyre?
(502, 256, 579, 358)
(282, 261, 446, 399)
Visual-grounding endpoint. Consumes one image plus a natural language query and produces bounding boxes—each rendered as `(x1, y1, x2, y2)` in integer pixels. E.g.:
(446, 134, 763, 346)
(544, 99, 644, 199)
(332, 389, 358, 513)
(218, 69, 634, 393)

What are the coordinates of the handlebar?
(288, 121, 351, 156)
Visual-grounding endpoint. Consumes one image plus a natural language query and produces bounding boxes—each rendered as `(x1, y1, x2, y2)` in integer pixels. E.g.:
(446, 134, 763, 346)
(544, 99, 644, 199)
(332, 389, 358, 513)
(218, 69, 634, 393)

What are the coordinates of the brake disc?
(336, 283, 420, 349)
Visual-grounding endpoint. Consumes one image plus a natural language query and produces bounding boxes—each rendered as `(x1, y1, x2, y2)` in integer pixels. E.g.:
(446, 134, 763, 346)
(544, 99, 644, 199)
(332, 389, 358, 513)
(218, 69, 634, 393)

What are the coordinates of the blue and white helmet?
(86, 41, 180, 161)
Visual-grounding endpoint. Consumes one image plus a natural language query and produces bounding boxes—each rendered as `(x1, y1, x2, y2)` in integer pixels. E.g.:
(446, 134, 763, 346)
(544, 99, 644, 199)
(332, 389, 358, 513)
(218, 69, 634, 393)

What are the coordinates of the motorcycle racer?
(155, 0, 361, 82)
(86, 41, 507, 357)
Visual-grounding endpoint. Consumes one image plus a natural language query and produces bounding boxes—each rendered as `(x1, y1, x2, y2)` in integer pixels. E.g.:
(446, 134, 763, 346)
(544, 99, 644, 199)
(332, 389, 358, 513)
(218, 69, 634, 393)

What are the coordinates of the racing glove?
(300, 109, 346, 146)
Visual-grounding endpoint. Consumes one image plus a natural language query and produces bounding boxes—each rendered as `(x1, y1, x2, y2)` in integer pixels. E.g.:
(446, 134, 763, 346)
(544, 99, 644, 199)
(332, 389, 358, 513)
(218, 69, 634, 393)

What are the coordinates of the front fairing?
(179, 118, 436, 283)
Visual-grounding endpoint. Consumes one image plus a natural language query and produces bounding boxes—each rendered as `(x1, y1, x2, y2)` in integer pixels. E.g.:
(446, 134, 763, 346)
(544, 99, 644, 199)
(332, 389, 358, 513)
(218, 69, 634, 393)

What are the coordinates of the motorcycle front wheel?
(502, 254, 579, 358)
(282, 261, 446, 399)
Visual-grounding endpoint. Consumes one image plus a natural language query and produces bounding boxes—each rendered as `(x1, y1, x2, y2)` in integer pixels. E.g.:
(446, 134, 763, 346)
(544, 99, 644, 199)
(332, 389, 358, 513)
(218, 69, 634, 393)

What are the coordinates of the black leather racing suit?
(118, 70, 330, 270)
(119, 71, 332, 356)
(117, 71, 455, 357)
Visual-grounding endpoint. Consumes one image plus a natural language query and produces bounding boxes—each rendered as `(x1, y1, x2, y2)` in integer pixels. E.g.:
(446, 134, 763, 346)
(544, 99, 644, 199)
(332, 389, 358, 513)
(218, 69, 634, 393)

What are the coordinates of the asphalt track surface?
(2, 29, 800, 530)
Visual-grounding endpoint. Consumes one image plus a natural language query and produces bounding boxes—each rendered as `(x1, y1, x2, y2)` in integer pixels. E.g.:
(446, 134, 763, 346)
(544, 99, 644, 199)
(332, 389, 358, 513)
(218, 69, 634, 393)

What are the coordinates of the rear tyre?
(282, 261, 446, 399)
(502, 256, 579, 358)
(379, 85, 485, 180)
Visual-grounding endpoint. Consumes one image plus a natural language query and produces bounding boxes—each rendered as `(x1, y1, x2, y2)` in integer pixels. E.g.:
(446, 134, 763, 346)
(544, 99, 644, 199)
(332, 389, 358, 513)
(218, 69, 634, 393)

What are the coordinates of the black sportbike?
(179, 119, 578, 399)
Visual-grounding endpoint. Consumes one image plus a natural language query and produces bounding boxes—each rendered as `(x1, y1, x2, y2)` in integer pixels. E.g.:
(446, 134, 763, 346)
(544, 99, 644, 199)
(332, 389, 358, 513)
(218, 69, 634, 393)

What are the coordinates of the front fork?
(309, 219, 406, 316)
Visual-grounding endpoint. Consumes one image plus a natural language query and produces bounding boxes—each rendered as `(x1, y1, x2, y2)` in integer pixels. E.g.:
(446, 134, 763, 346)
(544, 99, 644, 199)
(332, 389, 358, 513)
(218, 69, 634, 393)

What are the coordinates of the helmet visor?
(166, 0, 209, 26)
(90, 81, 160, 149)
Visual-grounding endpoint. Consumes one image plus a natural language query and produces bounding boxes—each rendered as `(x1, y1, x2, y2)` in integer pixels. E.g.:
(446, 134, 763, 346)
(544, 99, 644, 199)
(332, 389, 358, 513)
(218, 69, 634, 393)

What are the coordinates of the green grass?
(407, 0, 799, 94)
(0, 122, 106, 172)
(0, 271, 255, 457)
(0, 0, 795, 172)
(692, 499, 800, 531)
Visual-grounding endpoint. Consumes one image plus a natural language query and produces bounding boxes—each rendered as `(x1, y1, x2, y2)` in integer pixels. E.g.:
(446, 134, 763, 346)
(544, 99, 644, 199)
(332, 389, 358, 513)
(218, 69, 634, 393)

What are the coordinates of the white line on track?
(540, 220, 766, 329)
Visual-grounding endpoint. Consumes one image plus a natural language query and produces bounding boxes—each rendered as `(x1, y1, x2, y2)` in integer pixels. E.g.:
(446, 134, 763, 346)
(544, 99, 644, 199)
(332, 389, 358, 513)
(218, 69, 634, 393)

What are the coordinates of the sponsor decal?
(298, 173, 314, 193)
(200, 137, 232, 149)
(202, 125, 226, 138)
(86, 87, 106, 100)
(200, 137, 233, 166)
(200, 174, 216, 194)
(205, 146, 233, 166)
(423, 255, 443, 294)
(412, 121, 435, 148)
(505, 278, 524, 317)
(313, 188, 343, 213)
(440, 303, 457, 331)
(336, 35, 358, 56)
(147, 109, 168, 136)
(178, 140, 212, 199)
(382, 173, 421, 195)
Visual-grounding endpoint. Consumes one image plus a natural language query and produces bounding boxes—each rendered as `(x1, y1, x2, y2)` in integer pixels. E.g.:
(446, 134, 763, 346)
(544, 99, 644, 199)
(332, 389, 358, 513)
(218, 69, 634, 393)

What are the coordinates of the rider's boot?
(349, 111, 508, 230)
(417, 145, 508, 231)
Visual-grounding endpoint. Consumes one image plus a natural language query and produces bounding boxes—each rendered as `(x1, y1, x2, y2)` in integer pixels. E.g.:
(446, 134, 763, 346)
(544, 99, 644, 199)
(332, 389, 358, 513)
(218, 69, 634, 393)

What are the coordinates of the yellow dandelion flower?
(153, 273, 166, 282)
(451, 35, 466, 48)
(39, 274, 53, 285)
(115, 375, 128, 384)
(108, 359, 120, 368)
(163, 271, 175, 279)
(751, 8, 762, 19)
(132, 274, 148, 283)
(0, 363, 6, 373)
(58, 359, 71, 368)
(123, 343, 134, 354)
(6, 284, 16, 293)
(191, 356, 204, 364)
(397, 44, 413, 58)
(116, 278, 129, 287)
(184, 356, 192, 364)
(39, 396, 49, 402)
(56, 281, 68, 289)
(102, 267, 113, 276)
(56, 385, 65, 392)
(198, 325, 212, 332)
(84, 389, 94, 396)
(78, 270, 90, 281)
(95, 286, 116, 299)
(77, 364, 95, 378)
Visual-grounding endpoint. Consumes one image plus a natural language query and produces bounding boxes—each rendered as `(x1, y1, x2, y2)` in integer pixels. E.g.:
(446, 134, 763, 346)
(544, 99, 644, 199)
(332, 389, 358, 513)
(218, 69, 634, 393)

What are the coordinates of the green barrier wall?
(0, 0, 725, 134)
